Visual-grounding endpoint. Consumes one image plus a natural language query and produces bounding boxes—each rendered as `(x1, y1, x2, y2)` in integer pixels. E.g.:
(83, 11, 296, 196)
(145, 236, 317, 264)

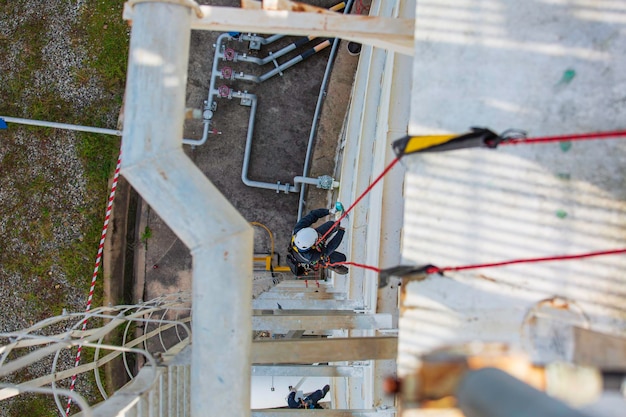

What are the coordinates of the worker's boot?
(332, 265, 349, 275)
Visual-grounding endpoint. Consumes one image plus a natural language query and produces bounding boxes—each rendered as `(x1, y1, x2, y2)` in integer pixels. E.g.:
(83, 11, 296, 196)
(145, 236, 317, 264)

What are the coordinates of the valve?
(317, 175, 336, 190)
(218, 85, 231, 98)
(221, 66, 233, 79)
(223, 47, 236, 61)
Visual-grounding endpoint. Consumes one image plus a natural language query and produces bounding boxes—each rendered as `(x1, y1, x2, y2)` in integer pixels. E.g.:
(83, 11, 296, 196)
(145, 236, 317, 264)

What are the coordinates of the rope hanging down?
(66, 150, 122, 416)
(316, 156, 401, 244)
(318, 129, 626, 273)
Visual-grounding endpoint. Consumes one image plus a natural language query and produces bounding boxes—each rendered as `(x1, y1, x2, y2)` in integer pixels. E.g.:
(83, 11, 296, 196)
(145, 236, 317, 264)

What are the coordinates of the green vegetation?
(140, 225, 152, 248)
(0, 0, 128, 303)
(0, 0, 129, 414)
(8, 395, 57, 417)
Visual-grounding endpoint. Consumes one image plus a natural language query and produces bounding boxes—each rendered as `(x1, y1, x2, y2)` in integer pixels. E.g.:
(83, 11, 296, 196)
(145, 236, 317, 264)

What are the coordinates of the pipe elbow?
(182, 121, 210, 146)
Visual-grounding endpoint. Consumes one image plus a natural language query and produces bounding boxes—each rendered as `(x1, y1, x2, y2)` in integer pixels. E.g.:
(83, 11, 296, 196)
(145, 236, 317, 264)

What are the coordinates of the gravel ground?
(0, 0, 122, 414)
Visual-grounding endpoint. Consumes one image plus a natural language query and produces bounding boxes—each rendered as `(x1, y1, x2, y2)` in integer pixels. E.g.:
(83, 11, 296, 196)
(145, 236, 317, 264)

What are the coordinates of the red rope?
(317, 156, 401, 244)
(503, 130, 626, 145)
(327, 249, 626, 275)
(326, 261, 381, 273)
(314, 130, 626, 275)
(425, 248, 626, 274)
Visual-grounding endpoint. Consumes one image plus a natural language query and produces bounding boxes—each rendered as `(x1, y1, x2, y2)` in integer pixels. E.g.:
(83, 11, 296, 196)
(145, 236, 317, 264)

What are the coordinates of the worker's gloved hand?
(329, 207, 337, 215)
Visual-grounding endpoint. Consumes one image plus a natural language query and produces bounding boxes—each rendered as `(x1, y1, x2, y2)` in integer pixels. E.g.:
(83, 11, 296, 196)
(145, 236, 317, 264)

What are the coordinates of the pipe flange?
(317, 175, 335, 190)
(218, 85, 231, 98)
(224, 48, 236, 61)
(221, 66, 233, 79)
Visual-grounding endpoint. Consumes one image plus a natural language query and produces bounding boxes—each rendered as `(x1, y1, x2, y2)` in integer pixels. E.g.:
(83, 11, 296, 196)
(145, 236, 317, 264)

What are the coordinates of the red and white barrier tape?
(65, 151, 122, 416)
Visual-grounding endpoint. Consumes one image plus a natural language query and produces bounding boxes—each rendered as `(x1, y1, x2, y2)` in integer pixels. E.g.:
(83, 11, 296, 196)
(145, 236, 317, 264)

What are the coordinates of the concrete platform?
(398, 0, 626, 405)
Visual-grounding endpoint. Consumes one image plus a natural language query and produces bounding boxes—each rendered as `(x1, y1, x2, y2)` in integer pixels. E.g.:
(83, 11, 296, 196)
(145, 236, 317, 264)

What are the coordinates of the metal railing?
(0, 293, 191, 416)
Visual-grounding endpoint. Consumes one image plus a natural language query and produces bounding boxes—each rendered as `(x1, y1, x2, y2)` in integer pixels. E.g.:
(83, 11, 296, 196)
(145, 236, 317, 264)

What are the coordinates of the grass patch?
(140, 226, 152, 248)
(8, 395, 57, 417)
(80, 1, 129, 92)
(0, 0, 130, 414)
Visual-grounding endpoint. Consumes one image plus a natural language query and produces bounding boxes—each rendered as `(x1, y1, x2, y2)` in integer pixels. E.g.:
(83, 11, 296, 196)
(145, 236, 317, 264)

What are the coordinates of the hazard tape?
(65, 150, 122, 416)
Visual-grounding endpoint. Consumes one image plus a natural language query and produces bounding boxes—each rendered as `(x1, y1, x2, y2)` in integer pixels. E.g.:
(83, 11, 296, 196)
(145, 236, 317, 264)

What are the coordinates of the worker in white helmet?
(289, 208, 348, 275)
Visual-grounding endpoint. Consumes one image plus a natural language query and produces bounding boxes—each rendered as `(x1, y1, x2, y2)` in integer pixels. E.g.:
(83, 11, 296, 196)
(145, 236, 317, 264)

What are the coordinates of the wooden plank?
(190, 6, 414, 56)
(242, 0, 342, 13)
(252, 337, 397, 363)
(263, 0, 336, 14)
(573, 327, 626, 370)
(241, 0, 262, 9)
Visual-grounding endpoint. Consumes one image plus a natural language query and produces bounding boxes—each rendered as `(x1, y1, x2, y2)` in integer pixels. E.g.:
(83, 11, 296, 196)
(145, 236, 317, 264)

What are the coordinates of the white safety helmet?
(294, 227, 318, 251)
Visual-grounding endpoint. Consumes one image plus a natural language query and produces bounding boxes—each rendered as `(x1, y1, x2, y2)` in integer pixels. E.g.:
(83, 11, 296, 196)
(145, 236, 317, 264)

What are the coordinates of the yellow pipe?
(330, 2, 346, 12)
(251, 222, 298, 273)
(250, 222, 275, 256)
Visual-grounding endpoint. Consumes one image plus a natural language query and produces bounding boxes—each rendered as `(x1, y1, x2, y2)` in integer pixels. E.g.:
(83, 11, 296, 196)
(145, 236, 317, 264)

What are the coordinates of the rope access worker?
(287, 385, 331, 409)
(289, 207, 349, 275)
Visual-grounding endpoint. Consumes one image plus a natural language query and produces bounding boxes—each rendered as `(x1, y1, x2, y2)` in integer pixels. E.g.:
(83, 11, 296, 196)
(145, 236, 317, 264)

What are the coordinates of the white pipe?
(185, 35, 337, 192)
(234, 91, 296, 193)
(233, 91, 328, 193)
(293, 176, 340, 189)
(236, 43, 298, 66)
(293, 177, 319, 186)
(242, 33, 285, 45)
(183, 33, 233, 146)
(233, 71, 261, 83)
(121, 4, 252, 417)
(298, 0, 355, 219)
(0, 116, 122, 136)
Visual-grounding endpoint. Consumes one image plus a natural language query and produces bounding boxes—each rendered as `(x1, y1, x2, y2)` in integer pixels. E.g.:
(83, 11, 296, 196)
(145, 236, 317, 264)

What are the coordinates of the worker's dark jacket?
(287, 390, 325, 409)
(292, 208, 344, 265)
(287, 391, 303, 408)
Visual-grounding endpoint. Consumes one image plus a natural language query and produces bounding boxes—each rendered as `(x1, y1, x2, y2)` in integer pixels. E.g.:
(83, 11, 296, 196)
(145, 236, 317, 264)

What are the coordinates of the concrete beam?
(573, 327, 626, 370)
(121, 4, 252, 417)
(257, 291, 342, 300)
(123, 4, 414, 55)
(252, 365, 364, 378)
(252, 299, 361, 310)
(252, 337, 397, 363)
(253, 310, 357, 316)
(194, 6, 414, 56)
(252, 313, 392, 331)
(252, 409, 396, 417)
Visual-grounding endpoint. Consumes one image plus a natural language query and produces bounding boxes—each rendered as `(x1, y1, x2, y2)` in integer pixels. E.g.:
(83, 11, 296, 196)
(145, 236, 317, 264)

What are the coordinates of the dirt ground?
(112, 0, 362, 318)
(97, 0, 364, 390)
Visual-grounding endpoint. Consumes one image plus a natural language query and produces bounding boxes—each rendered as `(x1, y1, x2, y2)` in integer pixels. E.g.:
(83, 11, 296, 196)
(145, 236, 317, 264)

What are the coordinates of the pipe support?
(121, 5, 251, 417)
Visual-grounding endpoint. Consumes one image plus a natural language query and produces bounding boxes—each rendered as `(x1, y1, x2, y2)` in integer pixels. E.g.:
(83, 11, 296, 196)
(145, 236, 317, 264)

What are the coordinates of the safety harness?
(287, 235, 327, 276)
